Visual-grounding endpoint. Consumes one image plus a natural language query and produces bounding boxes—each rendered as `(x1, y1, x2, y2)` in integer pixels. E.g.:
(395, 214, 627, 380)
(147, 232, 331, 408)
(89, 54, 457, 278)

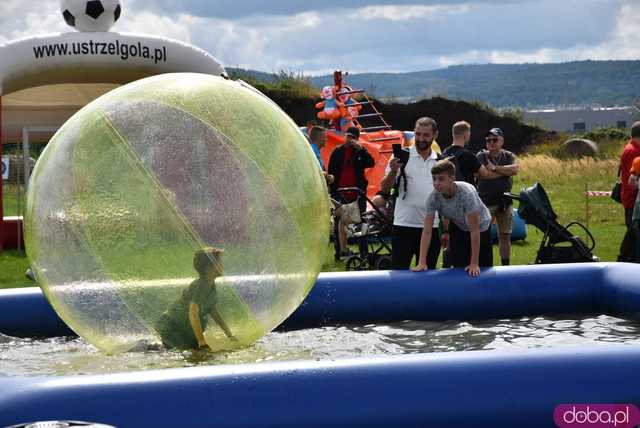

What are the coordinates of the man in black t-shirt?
(442, 121, 497, 185)
(440, 121, 499, 267)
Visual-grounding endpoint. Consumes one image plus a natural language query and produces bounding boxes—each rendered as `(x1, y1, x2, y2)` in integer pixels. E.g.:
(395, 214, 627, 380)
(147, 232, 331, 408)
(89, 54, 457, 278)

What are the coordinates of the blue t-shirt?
(310, 143, 324, 170)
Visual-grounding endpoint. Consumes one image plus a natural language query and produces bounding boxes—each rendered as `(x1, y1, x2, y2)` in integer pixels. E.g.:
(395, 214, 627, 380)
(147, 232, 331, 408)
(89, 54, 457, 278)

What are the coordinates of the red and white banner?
(584, 190, 612, 197)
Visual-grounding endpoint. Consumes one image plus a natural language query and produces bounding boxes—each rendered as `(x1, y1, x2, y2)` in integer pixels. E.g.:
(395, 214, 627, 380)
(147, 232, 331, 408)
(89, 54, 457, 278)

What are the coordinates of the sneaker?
(338, 250, 356, 260)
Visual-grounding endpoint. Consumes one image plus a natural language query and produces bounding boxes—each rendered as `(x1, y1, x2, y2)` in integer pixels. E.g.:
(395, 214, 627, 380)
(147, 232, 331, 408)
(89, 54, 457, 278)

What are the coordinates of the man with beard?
(380, 116, 443, 269)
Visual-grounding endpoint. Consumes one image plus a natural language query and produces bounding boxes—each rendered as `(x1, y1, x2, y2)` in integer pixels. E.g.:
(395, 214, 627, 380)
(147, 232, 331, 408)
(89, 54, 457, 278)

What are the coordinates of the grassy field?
(0, 250, 32, 289)
(321, 154, 624, 271)
(0, 131, 630, 288)
(2, 184, 26, 217)
(323, 134, 627, 271)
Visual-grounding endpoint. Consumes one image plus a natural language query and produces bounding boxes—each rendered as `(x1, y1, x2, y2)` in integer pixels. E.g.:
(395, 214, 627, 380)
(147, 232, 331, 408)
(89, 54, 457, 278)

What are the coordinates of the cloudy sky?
(1, 0, 639, 75)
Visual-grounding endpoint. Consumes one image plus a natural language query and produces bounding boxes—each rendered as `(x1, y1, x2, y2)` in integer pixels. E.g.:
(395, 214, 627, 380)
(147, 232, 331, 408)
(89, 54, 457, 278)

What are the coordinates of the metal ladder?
(339, 88, 399, 143)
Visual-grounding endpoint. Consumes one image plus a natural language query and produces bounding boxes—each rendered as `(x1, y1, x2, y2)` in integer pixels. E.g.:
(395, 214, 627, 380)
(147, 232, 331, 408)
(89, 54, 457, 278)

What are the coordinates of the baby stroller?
(504, 183, 598, 264)
(332, 187, 393, 271)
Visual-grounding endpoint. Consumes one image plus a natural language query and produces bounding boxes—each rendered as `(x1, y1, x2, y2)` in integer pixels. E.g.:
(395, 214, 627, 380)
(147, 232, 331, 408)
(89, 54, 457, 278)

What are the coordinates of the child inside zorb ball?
(25, 73, 330, 354)
(155, 247, 238, 350)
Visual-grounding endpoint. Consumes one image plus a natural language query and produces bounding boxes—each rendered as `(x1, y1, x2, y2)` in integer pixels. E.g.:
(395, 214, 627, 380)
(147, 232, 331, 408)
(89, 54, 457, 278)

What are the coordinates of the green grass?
(2, 184, 26, 217)
(1, 128, 632, 287)
(323, 145, 627, 270)
(0, 250, 32, 289)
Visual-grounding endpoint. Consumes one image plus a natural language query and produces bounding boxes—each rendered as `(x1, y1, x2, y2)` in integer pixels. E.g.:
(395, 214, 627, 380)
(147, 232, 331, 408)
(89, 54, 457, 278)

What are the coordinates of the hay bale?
(561, 138, 599, 158)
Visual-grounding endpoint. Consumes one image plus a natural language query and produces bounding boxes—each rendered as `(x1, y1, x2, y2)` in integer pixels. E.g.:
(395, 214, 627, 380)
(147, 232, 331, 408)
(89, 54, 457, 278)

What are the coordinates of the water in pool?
(1, 315, 639, 377)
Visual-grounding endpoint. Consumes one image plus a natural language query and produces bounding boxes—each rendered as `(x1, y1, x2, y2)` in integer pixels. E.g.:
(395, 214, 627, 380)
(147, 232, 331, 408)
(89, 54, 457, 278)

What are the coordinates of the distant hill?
(231, 60, 640, 109)
(227, 66, 562, 152)
(309, 61, 640, 108)
(227, 68, 280, 83)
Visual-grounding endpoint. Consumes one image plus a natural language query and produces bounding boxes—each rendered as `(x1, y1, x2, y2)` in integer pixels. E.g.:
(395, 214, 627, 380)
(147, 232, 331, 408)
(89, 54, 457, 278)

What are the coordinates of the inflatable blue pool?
(1, 262, 639, 427)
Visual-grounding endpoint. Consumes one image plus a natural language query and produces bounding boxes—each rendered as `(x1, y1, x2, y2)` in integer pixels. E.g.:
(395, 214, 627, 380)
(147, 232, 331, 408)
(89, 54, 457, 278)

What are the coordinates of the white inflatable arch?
(0, 31, 225, 95)
(0, 31, 226, 250)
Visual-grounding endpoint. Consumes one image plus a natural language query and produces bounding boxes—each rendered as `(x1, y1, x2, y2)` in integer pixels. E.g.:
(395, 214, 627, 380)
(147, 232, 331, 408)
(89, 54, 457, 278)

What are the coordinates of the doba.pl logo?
(554, 404, 640, 428)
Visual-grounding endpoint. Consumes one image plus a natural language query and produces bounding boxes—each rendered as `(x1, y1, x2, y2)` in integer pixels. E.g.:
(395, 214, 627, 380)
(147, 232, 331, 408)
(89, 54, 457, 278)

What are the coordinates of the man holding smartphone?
(328, 126, 375, 259)
(380, 116, 442, 269)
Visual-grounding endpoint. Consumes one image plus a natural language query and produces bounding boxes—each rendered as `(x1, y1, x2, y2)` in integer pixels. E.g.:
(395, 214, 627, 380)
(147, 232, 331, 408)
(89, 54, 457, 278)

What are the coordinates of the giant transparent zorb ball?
(25, 73, 330, 353)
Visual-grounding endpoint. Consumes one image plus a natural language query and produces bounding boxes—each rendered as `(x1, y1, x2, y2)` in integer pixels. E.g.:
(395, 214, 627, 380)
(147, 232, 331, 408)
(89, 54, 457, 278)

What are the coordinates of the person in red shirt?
(629, 157, 640, 261)
(618, 121, 640, 262)
(328, 126, 375, 259)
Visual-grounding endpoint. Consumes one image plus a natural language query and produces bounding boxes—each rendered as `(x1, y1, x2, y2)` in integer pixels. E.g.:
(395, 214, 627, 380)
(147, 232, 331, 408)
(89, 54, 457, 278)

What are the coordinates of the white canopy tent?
(0, 30, 226, 250)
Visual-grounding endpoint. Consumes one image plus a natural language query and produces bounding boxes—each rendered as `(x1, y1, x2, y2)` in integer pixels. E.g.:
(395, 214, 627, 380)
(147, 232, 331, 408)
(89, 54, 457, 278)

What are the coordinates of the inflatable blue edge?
(1, 262, 640, 428)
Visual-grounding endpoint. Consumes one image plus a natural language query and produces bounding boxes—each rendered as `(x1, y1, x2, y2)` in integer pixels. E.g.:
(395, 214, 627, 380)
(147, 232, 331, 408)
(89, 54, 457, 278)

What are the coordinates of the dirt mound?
(263, 92, 545, 154)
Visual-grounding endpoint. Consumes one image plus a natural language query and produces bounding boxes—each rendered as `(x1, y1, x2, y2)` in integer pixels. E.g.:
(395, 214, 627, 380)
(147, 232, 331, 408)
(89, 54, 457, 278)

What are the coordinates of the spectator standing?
(380, 117, 442, 269)
(442, 121, 497, 184)
(440, 121, 498, 267)
(476, 128, 519, 265)
(618, 121, 640, 262)
(308, 125, 327, 168)
(413, 160, 493, 277)
(308, 125, 334, 185)
(328, 126, 375, 259)
(627, 156, 640, 262)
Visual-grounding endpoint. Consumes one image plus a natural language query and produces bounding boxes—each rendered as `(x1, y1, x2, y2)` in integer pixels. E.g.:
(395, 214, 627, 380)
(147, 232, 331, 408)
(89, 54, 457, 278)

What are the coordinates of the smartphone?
(392, 144, 409, 165)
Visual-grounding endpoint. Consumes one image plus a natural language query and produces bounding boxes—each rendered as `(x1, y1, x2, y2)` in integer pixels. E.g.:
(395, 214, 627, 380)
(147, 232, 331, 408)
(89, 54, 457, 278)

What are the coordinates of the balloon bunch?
(314, 70, 362, 132)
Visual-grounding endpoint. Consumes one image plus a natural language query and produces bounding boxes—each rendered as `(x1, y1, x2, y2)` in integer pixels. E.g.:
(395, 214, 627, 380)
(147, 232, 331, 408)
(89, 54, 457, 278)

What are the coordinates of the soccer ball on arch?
(60, 0, 122, 32)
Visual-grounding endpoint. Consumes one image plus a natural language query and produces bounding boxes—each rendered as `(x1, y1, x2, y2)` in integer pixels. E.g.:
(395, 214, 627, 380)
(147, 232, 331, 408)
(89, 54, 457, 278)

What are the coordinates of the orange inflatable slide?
(307, 70, 440, 199)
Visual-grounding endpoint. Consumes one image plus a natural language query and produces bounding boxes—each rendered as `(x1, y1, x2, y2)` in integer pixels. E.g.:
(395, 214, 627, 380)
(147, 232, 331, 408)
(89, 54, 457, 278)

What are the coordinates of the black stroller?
(505, 183, 598, 264)
(331, 187, 393, 271)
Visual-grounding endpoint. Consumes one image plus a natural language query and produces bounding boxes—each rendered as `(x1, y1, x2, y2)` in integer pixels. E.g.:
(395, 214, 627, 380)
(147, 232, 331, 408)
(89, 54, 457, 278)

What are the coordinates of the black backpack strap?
(395, 150, 443, 200)
(392, 162, 409, 200)
(399, 163, 408, 199)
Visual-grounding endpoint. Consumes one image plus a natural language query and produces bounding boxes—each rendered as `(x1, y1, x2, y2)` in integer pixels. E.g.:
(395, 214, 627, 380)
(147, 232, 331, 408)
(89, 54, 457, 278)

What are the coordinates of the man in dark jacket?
(328, 126, 375, 259)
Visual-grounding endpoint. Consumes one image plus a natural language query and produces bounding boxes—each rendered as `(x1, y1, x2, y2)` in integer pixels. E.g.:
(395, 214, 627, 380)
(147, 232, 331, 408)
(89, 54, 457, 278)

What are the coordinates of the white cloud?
(580, 2, 640, 60)
(188, 11, 324, 71)
(116, 11, 194, 43)
(0, 0, 637, 75)
(0, 2, 67, 43)
(430, 1, 640, 68)
(357, 4, 471, 22)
